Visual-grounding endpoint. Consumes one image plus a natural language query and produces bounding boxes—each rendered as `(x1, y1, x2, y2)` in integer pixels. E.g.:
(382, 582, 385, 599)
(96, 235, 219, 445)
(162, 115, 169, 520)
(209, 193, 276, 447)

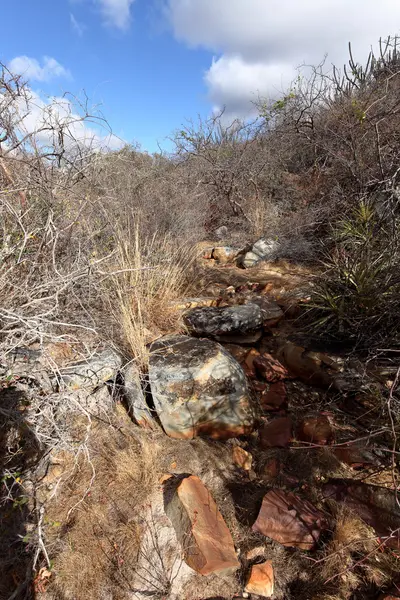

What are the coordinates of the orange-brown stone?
(245, 560, 274, 598)
(232, 446, 253, 471)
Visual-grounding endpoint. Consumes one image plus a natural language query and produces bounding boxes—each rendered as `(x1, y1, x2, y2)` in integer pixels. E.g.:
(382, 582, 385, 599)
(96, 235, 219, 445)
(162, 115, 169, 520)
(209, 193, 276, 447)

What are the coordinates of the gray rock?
(59, 348, 122, 390)
(148, 335, 254, 439)
(184, 303, 263, 343)
(123, 363, 157, 430)
(242, 238, 280, 268)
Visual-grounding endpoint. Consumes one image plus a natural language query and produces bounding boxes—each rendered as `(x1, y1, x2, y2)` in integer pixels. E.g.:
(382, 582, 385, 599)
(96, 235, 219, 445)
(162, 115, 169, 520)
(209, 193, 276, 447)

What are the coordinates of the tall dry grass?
(108, 221, 196, 368)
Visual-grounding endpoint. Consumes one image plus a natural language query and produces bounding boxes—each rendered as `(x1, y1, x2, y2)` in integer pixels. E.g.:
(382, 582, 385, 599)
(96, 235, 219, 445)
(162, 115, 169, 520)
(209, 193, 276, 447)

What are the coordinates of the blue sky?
(2, 1, 400, 153)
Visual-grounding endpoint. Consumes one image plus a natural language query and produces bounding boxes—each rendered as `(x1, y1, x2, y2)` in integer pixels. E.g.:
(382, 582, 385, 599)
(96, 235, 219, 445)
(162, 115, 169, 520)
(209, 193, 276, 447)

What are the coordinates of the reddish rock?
(242, 348, 261, 378)
(281, 342, 341, 389)
(261, 458, 280, 481)
(333, 445, 376, 469)
(232, 446, 253, 471)
(260, 417, 293, 448)
(164, 475, 240, 575)
(297, 414, 334, 446)
(254, 354, 289, 382)
(260, 382, 287, 412)
(322, 480, 400, 549)
(252, 489, 328, 550)
(245, 560, 274, 597)
(251, 380, 268, 393)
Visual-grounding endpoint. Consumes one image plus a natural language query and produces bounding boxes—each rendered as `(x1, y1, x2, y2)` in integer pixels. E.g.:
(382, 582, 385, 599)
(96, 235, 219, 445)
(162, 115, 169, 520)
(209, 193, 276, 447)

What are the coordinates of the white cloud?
(167, 0, 400, 117)
(8, 56, 71, 83)
(97, 0, 135, 30)
(70, 13, 85, 36)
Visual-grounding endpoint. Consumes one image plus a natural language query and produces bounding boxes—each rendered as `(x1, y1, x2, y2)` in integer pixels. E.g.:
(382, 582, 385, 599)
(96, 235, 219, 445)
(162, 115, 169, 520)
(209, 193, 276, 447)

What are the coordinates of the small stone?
(232, 446, 253, 471)
(260, 382, 287, 412)
(260, 458, 280, 481)
(242, 348, 261, 378)
(254, 354, 289, 382)
(212, 246, 242, 265)
(259, 417, 292, 448)
(245, 560, 274, 598)
(297, 414, 333, 446)
(164, 475, 240, 575)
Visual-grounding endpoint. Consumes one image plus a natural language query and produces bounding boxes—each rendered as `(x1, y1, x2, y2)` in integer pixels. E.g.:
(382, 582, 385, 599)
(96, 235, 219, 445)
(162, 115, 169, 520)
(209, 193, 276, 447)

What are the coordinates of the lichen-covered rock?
(252, 489, 328, 550)
(148, 335, 254, 439)
(242, 238, 280, 268)
(123, 363, 156, 430)
(164, 475, 240, 575)
(184, 303, 263, 344)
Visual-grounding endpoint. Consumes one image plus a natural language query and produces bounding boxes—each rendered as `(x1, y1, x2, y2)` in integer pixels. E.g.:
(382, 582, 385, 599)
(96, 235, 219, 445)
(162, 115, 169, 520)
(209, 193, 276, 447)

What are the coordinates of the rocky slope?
(1, 241, 399, 600)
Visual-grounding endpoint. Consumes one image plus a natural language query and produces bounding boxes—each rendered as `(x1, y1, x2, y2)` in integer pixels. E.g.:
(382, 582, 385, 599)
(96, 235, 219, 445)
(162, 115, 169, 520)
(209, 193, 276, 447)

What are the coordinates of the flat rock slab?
(148, 335, 254, 439)
(252, 489, 328, 550)
(164, 475, 240, 576)
(184, 304, 263, 344)
(58, 348, 122, 390)
(245, 560, 274, 598)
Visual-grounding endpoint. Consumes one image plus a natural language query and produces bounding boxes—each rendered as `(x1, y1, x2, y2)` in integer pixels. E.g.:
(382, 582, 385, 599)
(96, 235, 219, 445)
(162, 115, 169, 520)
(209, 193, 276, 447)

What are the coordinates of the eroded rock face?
(164, 475, 240, 575)
(245, 560, 274, 598)
(148, 335, 254, 439)
(184, 304, 263, 344)
(242, 238, 280, 268)
(252, 489, 328, 550)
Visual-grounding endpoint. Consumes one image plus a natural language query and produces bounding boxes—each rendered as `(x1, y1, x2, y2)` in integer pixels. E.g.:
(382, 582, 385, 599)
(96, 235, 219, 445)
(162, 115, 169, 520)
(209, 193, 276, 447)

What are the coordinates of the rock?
(246, 296, 284, 327)
(242, 348, 261, 378)
(260, 382, 287, 412)
(297, 414, 333, 445)
(223, 344, 252, 364)
(245, 560, 274, 598)
(232, 446, 253, 471)
(322, 480, 400, 549)
(164, 475, 240, 575)
(59, 348, 122, 391)
(254, 354, 289, 382)
(123, 363, 156, 430)
(184, 304, 263, 344)
(148, 335, 254, 440)
(260, 458, 280, 481)
(252, 489, 328, 550)
(280, 342, 342, 389)
(212, 246, 242, 265)
(242, 238, 280, 268)
(259, 417, 293, 448)
(333, 445, 377, 469)
(215, 225, 228, 240)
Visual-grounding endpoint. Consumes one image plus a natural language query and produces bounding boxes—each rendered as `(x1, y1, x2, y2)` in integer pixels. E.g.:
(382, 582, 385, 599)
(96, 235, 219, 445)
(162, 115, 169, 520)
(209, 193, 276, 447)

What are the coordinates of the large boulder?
(252, 489, 328, 550)
(184, 304, 263, 344)
(242, 238, 280, 268)
(148, 335, 254, 439)
(164, 475, 240, 575)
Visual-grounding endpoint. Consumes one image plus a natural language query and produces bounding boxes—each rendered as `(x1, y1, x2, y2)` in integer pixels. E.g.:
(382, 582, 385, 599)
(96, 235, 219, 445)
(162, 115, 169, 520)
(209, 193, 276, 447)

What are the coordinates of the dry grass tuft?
(109, 222, 196, 367)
